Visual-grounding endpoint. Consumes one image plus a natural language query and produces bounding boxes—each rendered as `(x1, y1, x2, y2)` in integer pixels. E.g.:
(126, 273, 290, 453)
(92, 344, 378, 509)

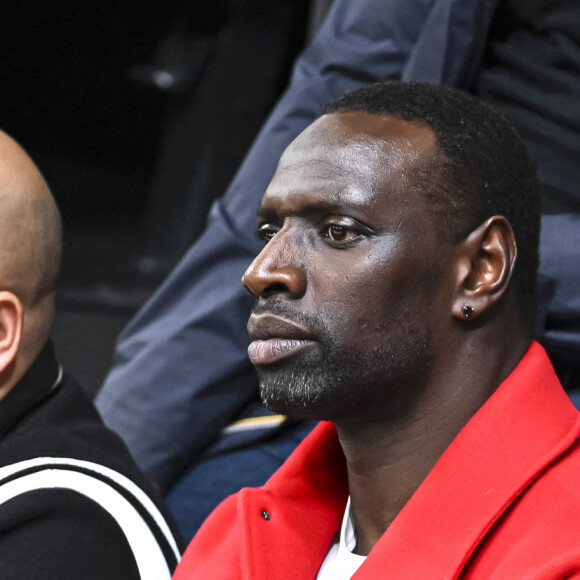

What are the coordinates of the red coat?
(174, 342, 580, 579)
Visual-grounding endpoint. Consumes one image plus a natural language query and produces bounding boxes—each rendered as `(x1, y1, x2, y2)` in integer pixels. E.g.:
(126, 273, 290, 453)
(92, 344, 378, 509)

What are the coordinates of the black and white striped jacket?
(0, 342, 183, 579)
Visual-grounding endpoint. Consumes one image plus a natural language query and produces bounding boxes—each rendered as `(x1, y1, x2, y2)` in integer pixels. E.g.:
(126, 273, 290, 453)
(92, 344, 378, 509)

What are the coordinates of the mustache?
(250, 299, 326, 337)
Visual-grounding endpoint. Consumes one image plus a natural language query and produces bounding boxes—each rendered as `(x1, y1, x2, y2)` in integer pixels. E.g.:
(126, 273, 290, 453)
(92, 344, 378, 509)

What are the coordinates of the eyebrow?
(257, 195, 373, 221)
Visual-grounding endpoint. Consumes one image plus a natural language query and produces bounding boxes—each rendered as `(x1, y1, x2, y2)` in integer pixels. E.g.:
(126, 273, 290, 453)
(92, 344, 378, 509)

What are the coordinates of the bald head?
(0, 131, 61, 390)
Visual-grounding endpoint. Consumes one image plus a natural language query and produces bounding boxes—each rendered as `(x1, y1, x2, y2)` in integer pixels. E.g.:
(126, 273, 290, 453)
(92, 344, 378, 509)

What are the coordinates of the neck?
(335, 333, 530, 556)
(0, 359, 21, 402)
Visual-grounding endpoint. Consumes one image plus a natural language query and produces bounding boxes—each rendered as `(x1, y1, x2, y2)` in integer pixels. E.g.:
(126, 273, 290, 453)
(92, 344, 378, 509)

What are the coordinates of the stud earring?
(462, 305, 474, 318)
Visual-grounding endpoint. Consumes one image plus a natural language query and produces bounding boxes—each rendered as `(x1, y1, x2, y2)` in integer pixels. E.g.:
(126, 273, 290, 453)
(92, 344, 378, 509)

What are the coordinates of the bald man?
(0, 131, 182, 579)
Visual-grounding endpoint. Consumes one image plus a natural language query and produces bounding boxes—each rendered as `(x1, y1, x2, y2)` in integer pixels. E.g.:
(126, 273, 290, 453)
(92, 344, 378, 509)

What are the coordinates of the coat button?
(261, 510, 271, 521)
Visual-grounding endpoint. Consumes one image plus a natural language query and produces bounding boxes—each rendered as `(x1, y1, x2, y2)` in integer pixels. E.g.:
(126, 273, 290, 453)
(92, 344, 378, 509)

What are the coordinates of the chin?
(257, 368, 359, 422)
(258, 373, 330, 419)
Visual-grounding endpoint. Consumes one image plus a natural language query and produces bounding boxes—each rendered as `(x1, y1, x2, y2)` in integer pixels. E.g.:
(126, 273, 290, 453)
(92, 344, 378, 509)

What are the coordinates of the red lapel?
(239, 342, 580, 580)
(358, 341, 580, 579)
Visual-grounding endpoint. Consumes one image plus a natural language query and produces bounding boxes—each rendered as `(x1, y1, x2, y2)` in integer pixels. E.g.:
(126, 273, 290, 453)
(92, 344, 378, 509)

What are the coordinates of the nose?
(242, 230, 307, 299)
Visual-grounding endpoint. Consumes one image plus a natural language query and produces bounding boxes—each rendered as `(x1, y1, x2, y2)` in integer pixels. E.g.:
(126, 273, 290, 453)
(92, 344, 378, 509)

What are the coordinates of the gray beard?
(256, 311, 433, 422)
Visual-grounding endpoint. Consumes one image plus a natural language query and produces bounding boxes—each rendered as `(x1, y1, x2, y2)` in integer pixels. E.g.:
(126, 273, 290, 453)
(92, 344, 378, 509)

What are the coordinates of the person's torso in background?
(476, 0, 580, 214)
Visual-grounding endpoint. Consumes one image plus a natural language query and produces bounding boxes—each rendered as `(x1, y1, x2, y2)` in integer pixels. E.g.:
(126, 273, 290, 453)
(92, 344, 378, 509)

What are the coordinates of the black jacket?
(0, 342, 183, 579)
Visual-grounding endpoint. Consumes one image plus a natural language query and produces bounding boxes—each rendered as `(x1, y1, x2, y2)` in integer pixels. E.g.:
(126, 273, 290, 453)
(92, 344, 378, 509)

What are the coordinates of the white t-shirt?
(316, 497, 366, 579)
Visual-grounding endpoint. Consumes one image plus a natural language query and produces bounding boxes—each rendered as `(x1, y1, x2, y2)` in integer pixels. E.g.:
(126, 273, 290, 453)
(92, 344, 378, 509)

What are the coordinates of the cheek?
(309, 267, 396, 337)
(307, 246, 437, 339)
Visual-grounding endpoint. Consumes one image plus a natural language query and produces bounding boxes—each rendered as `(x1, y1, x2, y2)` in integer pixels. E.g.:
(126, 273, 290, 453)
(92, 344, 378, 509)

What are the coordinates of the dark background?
(0, 0, 317, 396)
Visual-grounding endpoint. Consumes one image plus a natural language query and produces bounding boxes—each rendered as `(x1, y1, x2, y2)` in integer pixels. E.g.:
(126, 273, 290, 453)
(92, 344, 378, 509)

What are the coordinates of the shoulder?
(470, 440, 580, 578)
(531, 438, 580, 512)
(0, 456, 181, 577)
(174, 492, 243, 579)
(0, 455, 181, 579)
(0, 376, 183, 578)
(3, 375, 159, 493)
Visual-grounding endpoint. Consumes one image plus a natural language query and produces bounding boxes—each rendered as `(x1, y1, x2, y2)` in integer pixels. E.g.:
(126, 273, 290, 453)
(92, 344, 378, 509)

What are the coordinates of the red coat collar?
(241, 341, 580, 579)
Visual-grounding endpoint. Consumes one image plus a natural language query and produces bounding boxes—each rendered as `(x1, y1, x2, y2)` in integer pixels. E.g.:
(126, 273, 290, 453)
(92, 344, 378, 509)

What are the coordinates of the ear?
(0, 291, 23, 374)
(451, 216, 517, 321)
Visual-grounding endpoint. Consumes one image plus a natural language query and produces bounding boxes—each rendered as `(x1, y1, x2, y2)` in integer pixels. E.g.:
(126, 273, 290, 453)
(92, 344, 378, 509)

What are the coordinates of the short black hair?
(321, 81, 540, 335)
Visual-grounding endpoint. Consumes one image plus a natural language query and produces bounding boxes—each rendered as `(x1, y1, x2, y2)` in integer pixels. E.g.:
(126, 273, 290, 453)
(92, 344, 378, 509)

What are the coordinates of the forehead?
(261, 112, 437, 217)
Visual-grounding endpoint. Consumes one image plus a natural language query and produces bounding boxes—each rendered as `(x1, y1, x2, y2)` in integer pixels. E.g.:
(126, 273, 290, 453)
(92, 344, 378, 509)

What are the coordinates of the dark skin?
(242, 112, 530, 555)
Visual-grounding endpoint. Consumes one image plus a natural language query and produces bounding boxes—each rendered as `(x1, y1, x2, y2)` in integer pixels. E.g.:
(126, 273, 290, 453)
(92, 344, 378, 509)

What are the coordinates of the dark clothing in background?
(0, 342, 182, 579)
(477, 0, 580, 215)
(476, 0, 580, 363)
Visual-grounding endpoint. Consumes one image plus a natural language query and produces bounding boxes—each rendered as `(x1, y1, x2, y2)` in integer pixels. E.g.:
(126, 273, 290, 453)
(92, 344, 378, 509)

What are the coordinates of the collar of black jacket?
(0, 341, 62, 440)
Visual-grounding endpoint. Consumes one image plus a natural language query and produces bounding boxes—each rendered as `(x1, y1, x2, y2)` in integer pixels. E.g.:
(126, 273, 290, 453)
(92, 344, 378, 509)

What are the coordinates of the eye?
(325, 224, 352, 242)
(322, 222, 361, 244)
(257, 224, 279, 243)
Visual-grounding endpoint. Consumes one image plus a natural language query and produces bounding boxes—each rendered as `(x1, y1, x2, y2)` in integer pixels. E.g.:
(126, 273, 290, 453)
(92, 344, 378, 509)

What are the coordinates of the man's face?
(243, 113, 455, 424)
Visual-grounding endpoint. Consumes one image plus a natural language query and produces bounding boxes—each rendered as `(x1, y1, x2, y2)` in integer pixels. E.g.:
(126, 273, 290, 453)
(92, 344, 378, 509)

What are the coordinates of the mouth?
(247, 313, 316, 365)
(248, 338, 314, 365)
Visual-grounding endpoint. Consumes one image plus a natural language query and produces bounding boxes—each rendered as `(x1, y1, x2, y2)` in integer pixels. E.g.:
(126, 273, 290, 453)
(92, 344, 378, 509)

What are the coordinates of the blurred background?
(0, 0, 331, 396)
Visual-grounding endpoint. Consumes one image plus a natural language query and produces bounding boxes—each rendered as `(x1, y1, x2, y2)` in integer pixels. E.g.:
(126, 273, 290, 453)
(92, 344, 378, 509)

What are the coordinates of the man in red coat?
(174, 82, 580, 579)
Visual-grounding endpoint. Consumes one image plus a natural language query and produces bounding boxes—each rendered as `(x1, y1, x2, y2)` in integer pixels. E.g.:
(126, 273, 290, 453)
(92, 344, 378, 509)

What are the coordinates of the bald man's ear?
(451, 216, 517, 321)
(0, 291, 23, 374)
